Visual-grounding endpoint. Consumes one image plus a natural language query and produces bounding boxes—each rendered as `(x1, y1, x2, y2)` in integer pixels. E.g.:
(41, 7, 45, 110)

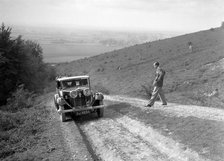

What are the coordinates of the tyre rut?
(105, 95, 224, 122)
(75, 104, 207, 161)
(75, 120, 101, 161)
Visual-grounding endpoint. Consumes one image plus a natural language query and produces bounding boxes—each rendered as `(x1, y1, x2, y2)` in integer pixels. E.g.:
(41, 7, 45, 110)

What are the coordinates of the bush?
(43, 81, 56, 94)
(183, 90, 207, 106)
(0, 24, 56, 105)
(6, 84, 36, 112)
(93, 83, 110, 95)
(140, 83, 161, 100)
(141, 83, 153, 99)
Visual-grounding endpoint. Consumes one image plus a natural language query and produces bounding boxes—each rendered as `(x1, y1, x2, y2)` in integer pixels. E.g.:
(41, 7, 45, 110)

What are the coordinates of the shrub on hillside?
(82, 70, 88, 75)
(166, 82, 181, 93)
(0, 23, 56, 105)
(93, 83, 110, 95)
(140, 83, 161, 100)
(182, 91, 207, 106)
(141, 83, 152, 99)
(6, 84, 36, 112)
(43, 82, 56, 93)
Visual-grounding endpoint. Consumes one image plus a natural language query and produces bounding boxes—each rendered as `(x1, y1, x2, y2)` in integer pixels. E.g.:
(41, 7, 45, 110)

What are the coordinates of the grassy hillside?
(56, 27, 224, 108)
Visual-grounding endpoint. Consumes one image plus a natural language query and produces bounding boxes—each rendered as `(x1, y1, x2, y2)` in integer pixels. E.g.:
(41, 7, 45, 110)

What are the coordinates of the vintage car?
(54, 75, 104, 122)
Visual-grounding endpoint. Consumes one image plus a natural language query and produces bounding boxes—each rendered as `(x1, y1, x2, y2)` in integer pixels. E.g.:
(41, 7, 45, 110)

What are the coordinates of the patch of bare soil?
(105, 95, 224, 161)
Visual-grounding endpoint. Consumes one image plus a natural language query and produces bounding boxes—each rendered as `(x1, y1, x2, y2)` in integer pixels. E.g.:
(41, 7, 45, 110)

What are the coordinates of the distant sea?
(41, 43, 121, 63)
(11, 26, 181, 63)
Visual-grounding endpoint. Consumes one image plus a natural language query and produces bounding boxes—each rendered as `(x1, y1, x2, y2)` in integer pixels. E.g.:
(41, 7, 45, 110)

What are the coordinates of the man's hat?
(153, 62, 159, 66)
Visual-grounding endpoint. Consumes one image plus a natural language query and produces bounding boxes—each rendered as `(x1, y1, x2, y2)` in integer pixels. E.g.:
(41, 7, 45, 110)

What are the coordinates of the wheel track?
(79, 116, 165, 161)
(76, 121, 101, 161)
(75, 106, 208, 161)
(105, 95, 224, 122)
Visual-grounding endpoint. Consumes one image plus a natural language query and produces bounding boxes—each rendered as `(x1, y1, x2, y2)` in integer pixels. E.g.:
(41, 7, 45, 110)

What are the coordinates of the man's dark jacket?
(153, 67, 165, 87)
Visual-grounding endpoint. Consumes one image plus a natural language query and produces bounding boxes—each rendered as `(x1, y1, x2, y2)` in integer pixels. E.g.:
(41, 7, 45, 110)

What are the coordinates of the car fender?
(54, 94, 59, 102)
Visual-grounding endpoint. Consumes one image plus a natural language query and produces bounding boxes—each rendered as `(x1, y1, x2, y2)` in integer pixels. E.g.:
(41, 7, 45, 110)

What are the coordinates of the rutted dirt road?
(49, 95, 224, 161)
(105, 95, 224, 122)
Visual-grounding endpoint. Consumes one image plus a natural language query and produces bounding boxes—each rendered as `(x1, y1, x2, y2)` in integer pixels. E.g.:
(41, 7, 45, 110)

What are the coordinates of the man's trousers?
(148, 86, 167, 106)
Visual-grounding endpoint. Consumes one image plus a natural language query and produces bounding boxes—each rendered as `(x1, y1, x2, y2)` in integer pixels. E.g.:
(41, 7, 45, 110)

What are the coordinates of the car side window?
(56, 81, 61, 89)
(81, 79, 88, 86)
(76, 81, 80, 86)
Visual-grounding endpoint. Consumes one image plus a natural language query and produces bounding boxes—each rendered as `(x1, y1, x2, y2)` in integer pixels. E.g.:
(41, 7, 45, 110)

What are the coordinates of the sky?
(0, 0, 224, 32)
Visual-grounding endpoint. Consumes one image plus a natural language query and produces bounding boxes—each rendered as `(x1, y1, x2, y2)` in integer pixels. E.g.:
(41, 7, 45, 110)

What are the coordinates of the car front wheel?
(54, 96, 59, 110)
(60, 113, 66, 122)
(54, 100, 59, 110)
(59, 106, 66, 122)
(97, 108, 104, 118)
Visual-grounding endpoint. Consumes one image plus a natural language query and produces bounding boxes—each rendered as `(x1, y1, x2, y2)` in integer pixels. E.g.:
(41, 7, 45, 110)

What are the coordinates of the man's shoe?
(162, 103, 167, 105)
(145, 104, 152, 107)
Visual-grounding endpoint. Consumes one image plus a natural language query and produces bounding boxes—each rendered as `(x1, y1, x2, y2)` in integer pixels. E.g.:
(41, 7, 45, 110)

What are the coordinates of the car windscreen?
(61, 79, 88, 88)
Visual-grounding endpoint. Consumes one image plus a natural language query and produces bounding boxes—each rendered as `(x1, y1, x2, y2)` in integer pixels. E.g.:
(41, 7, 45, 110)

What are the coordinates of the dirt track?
(105, 95, 224, 122)
(49, 95, 224, 161)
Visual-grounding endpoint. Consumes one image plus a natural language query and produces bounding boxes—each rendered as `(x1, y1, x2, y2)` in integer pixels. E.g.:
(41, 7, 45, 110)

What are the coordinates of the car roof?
(56, 75, 89, 81)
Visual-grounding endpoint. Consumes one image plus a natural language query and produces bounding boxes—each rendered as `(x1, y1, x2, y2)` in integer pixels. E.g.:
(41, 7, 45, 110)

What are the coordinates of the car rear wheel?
(97, 108, 104, 118)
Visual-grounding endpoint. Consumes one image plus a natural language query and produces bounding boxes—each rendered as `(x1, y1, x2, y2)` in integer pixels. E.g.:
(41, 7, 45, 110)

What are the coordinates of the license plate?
(76, 110, 90, 115)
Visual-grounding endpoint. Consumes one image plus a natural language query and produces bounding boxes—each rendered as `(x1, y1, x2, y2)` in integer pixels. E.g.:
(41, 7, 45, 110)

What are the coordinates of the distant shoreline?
(11, 26, 180, 63)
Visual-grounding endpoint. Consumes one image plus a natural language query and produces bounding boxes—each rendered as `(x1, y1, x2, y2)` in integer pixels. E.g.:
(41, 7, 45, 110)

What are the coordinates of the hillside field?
(56, 27, 224, 108)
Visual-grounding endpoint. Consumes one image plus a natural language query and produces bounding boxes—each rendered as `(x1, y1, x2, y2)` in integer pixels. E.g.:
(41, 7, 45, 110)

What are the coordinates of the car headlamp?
(83, 89, 91, 96)
(70, 90, 78, 98)
(95, 92, 104, 100)
(57, 97, 65, 105)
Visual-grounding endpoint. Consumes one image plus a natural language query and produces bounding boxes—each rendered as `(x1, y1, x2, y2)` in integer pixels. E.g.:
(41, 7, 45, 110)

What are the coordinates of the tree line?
(0, 24, 56, 105)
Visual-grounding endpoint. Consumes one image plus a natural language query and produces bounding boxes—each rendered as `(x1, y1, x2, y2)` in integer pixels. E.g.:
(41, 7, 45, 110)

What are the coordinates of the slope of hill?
(56, 27, 224, 108)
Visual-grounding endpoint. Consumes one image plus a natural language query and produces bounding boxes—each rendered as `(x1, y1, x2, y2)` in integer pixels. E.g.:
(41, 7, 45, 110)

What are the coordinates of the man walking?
(146, 62, 167, 107)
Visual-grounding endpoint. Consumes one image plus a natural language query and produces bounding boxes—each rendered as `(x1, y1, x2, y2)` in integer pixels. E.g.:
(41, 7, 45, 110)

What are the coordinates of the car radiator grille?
(74, 95, 87, 107)
(63, 90, 91, 108)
